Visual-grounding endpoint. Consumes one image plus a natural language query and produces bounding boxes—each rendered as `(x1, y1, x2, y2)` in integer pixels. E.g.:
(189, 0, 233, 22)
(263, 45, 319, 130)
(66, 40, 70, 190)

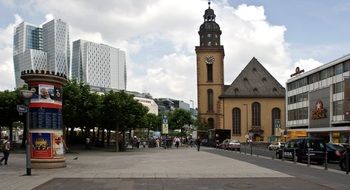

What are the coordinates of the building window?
(207, 63, 213, 82)
(335, 63, 343, 75)
(287, 107, 308, 121)
(208, 118, 214, 129)
(252, 102, 261, 126)
(208, 41, 211, 46)
(272, 108, 281, 135)
(207, 89, 213, 112)
(232, 108, 241, 135)
(333, 100, 343, 116)
(343, 61, 350, 72)
(333, 81, 344, 94)
(288, 92, 308, 104)
(207, 34, 211, 38)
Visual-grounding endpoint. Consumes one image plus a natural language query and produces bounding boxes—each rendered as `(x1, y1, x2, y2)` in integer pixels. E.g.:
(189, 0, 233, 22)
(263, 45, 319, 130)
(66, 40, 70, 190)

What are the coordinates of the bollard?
(293, 148, 297, 164)
(346, 150, 349, 175)
(244, 144, 247, 155)
(282, 149, 285, 162)
(272, 149, 275, 160)
(250, 142, 253, 156)
(307, 148, 310, 167)
(324, 150, 328, 170)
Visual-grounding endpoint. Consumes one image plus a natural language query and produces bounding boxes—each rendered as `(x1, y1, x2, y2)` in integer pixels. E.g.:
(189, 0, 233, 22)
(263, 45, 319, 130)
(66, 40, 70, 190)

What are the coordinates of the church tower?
(195, 1, 225, 129)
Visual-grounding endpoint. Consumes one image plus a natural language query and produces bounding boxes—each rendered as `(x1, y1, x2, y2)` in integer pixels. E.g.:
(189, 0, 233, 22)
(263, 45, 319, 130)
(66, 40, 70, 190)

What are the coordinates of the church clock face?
(205, 55, 215, 64)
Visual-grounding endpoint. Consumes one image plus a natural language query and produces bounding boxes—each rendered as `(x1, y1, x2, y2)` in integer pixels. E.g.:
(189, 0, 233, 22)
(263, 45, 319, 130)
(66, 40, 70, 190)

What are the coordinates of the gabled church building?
(196, 2, 286, 142)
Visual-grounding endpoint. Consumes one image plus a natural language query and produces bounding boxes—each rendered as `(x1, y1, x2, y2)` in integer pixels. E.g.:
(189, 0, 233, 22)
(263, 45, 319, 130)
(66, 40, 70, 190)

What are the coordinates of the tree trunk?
(115, 124, 119, 152)
(107, 129, 111, 145)
(96, 127, 100, 146)
(101, 128, 105, 147)
(147, 127, 150, 140)
(92, 127, 96, 143)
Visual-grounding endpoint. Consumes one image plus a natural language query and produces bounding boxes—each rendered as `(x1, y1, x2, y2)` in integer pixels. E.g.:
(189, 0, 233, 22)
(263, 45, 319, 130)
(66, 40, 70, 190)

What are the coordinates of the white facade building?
(43, 19, 70, 76)
(134, 97, 159, 115)
(286, 54, 350, 143)
(72, 40, 126, 90)
(13, 22, 44, 87)
(13, 19, 70, 88)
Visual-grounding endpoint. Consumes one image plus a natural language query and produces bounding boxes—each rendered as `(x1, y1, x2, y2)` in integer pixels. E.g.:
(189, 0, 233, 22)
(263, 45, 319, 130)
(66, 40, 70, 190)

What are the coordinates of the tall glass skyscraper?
(72, 39, 126, 90)
(13, 19, 70, 88)
(43, 19, 70, 76)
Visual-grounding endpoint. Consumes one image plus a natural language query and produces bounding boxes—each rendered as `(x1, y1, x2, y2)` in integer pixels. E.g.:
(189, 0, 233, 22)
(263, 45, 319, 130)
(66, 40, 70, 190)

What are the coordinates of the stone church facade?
(196, 3, 286, 142)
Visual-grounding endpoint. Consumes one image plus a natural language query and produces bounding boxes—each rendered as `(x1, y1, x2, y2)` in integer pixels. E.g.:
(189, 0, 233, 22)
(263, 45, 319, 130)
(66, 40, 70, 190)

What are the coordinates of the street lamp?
(243, 104, 248, 138)
(20, 90, 33, 176)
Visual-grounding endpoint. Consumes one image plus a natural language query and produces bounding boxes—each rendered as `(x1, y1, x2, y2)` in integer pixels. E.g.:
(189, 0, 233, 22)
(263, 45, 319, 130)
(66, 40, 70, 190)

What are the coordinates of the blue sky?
(1, 0, 350, 106)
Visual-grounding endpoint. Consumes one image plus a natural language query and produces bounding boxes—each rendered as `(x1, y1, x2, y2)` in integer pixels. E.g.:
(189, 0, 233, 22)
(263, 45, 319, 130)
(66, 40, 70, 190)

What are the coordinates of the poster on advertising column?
(31, 132, 53, 159)
(52, 131, 64, 158)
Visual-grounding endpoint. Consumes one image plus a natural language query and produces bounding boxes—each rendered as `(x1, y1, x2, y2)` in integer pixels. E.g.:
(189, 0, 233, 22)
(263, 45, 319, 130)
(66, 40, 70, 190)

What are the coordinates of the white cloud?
(0, 0, 329, 106)
(0, 14, 22, 91)
(293, 58, 323, 73)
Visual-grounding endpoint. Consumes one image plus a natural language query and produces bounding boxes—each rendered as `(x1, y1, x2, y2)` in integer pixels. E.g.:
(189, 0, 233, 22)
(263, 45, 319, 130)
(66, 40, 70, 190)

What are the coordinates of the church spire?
(198, 0, 221, 47)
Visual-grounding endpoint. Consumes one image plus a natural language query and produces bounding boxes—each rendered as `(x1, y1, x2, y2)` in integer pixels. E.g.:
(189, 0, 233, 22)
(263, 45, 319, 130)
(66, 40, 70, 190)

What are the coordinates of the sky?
(1, 0, 350, 108)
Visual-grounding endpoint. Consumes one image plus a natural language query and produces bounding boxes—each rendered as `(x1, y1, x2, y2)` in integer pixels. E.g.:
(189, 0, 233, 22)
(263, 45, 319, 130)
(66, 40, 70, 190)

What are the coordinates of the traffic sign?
(17, 105, 28, 113)
(162, 115, 168, 124)
(274, 119, 281, 128)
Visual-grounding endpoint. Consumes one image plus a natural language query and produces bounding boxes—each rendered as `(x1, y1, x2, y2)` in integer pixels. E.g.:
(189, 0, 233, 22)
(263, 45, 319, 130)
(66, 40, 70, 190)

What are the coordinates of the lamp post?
(20, 90, 33, 176)
(243, 104, 248, 138)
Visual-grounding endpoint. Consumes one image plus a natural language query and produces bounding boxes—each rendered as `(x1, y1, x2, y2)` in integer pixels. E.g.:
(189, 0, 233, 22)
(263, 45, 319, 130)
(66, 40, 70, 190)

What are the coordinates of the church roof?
(220, 57, 285, 98)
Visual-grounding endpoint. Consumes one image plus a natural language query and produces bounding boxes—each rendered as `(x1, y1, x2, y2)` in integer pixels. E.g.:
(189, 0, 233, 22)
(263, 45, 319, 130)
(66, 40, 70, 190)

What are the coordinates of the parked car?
(227, 140, 241, 151)
(276, 138, 326, 165)
(218, 139, 230, 149)
(334, 143, 350, 149)
(268, 142, 285, 151)
(326, 143, 346, 162)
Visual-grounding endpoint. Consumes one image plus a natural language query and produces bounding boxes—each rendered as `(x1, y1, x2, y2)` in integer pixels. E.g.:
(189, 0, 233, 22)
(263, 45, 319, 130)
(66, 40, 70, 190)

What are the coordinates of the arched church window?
(207, 63, 213, 81)
(232, 108, 241, 135)
(207, 89, 214, 112)
(252, 102, 261, 126)
(271, 108, 281, 135)
(208, 118, 214, 129)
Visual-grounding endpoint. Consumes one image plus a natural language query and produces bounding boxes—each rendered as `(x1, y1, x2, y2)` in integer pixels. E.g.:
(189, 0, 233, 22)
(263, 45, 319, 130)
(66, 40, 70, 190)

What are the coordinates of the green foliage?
(193, 118, 209, 131)
(102, 90, 148, 132)
(0, 87, 25, 128)
(168, 108, 193, 130)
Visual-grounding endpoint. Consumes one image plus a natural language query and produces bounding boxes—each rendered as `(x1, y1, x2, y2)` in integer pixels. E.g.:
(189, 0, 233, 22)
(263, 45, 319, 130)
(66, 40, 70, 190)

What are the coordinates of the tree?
(143, 113, 161, 139)
(102, 91, 148, 151)
(168, 109, 193, 138)
(0, 88, 25, 142)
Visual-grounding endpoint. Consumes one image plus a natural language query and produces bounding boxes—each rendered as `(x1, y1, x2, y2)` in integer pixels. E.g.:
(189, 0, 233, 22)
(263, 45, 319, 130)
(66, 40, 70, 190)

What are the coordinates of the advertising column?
(21, 70, 67, 169)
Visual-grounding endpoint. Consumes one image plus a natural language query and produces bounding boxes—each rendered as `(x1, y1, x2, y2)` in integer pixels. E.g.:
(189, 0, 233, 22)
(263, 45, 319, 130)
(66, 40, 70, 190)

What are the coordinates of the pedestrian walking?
(0, 136, 11, 165)
(156, 138, 160, 148)
(196, 137, 201, 151)
(174, 137, 180, 149)
(85, 136, 91, 149)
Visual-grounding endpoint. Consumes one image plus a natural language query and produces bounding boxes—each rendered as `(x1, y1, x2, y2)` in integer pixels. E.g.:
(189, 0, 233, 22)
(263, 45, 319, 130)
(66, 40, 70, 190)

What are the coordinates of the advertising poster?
(162, 124, 169, 134)
(31, 132, 53, 159)
(53, 132, 64, 158)
(29, 84, 62, 105)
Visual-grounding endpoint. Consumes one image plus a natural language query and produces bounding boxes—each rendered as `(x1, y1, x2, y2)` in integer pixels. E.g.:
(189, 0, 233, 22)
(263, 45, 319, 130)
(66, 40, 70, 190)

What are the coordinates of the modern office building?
(286, 54, 350, 143)
(42, 19, 70, 76)
(13, 22, 45, 87)
(89, 86, 157, 115)
(13, 19, 70, 87)
(134, 97, 159, 115)
(72, 40, 126, 90)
